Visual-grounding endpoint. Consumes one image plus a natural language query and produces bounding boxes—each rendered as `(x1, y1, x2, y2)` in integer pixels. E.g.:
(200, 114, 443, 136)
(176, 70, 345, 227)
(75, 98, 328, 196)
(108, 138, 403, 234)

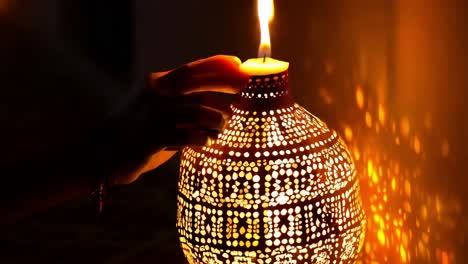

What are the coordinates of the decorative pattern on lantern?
(176, 67, 367, 263)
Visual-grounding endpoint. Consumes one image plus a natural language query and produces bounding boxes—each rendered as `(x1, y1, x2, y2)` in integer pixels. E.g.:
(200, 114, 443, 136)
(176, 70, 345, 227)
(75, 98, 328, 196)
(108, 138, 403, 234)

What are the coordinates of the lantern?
(176, 66, 366, 263)
(176, 1, 366, 263)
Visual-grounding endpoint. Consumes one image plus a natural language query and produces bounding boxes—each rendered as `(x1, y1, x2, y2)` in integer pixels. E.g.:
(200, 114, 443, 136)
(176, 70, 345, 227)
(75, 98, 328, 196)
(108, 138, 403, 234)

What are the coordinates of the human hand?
(106, 55, 249, 184)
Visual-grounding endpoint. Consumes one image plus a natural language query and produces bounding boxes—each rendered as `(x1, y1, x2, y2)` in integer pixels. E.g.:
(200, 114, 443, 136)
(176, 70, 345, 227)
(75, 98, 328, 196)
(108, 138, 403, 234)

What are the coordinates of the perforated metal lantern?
(177, 69, 366, 264)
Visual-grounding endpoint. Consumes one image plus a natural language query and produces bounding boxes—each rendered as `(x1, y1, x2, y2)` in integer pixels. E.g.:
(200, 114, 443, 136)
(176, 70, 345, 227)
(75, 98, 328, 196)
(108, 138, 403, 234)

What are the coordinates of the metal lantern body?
(177, 70, 366, 264)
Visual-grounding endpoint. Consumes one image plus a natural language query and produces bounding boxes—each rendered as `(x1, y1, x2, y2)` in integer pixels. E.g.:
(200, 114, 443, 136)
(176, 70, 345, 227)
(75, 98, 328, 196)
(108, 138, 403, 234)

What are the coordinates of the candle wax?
(240, 57, 289, 76)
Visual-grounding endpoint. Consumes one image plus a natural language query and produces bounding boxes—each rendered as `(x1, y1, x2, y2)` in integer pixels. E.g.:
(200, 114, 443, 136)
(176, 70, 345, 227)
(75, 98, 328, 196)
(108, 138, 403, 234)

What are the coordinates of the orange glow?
(404, 179, 411, 197)
(0, 0, 8, 13)
(344, 126, 353, 141)
(367, 160, 374, 177)
(413, 136, 421, 154)
(377, 229, 386, 245)
(319, 87, 333, 105)
(365, 112, 373, 128)
(378, 104, 386, 125)
(400, 117, 410, 137)
(353, 147, 361, 161)
(421, 205, 428, 220)
(440, 250, 450, 264)
(441, 139, 450, 157)
(356, 85, 365, 109)
(241, 57, 289, 75)
(400, 244, 408, 262)
(258, 0, 274, 57)
(395, 136, 401, 145)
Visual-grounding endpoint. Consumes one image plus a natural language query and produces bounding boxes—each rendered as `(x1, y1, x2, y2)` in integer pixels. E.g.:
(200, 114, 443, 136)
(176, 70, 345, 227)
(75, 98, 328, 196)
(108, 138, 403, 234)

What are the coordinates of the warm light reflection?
(319, 79, 461, 263)
(355, 85, 365, 110)
(0, 0, 8, 13)
(258, 0, 274, 57)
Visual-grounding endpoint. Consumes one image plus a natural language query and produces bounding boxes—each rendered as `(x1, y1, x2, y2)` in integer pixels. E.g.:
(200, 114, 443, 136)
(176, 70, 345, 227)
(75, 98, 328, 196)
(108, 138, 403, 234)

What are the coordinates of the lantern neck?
(233, 70, 293, 111)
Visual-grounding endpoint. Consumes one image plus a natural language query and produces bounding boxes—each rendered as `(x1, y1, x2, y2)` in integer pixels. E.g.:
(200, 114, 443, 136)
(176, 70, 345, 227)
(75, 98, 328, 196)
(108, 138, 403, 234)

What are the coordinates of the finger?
(113, 150, 178, 185)
(152, 55, 249, 95)
(188, 55, 242, 69)
(149, 55, 243, 89)
(150, 55, 241, 81)
(136, 150, 178, 180)
(175, 92, 236, 119)
(150, 70, 170, 80)
(186, 55, 242, 77)
(183, 56, 248, 94)
(175, 105, 226, 132)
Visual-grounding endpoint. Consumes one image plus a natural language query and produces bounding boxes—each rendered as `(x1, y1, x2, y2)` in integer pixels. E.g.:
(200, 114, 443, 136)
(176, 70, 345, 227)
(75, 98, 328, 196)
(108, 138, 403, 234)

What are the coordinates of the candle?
(240, 57, 289, 76)
(240, 0, 289, 76)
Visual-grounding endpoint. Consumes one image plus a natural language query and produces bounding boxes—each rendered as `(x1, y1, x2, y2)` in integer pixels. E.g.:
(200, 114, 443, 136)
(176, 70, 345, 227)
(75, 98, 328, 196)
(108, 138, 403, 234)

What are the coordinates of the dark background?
(1, 0, 467, 263)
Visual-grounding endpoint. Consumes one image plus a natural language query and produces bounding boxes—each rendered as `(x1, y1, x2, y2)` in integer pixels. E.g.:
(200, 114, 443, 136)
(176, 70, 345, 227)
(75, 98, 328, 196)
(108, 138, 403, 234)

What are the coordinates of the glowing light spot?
(373, 214, 381, 223)
(400, 117, 410, 138)
(377, 229, 386, 245)
(371, 171, 379, 184)
(436, 197, 442, 214)
(356, 85, 365, 109)
(365, 242, 371, 254)
(440, 250, 450, 264)
(353, 147, 361, 161)
(395, 136, 401, 146)
(391, 121, 397, 133)
(402, 232, 409, 247)
(367, 160, 374, 178)
(343, 126, 353, 141)
(391, 178, 396, 191)
(365, 112, 373, 128)
(404, 180, 411, 197)
(378, 104, 386, 125)
(413, 136, 421, 154)
(403, 201, 412, 213)
(421, 205, 428, 220)
(400, 245, 408, 263)
(276, 193, 289, 204)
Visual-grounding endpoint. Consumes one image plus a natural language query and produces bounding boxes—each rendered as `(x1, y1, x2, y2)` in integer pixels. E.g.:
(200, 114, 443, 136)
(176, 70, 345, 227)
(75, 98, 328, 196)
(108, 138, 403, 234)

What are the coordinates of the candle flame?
(258, 0, 274, 58)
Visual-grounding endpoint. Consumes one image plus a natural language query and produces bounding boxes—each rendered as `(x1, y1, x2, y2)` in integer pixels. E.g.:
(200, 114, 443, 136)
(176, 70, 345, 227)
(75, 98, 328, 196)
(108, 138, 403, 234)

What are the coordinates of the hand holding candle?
(109, 55, 249, 185)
